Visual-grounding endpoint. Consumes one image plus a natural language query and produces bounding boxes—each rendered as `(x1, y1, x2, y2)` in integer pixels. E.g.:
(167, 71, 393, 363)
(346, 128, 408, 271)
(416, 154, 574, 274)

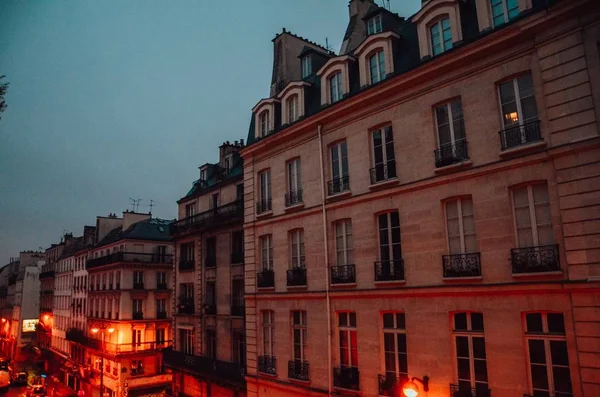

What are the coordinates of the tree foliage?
(0, 75, 9, 120)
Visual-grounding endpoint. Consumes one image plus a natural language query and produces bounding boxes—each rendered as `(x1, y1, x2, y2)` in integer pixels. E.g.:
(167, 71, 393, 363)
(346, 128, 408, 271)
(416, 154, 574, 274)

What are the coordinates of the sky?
(0, 0, 420, 261)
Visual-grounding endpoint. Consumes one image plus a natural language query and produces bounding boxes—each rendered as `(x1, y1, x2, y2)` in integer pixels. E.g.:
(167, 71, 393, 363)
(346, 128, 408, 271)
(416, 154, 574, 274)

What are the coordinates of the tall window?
(372, 126, 396, 183)
(206, 280, 216, 310)
(231, 230, 244, 263)
(133, 271, 144, 286)
(292, 311, 307, 362)
(156, 299, 166, 316)
(302, 56, 312, 78)
(180, 243, 194, 264)
(287, 159, 302, 205)
(330, 141, 349, 189)
(288, 95, 298, 123)
(512, 183, 553, 248)
(233, 330, 245, 366)
(206, 329, 217, 360)
(367, 14, 383, 35)
(132, 329, 142, 347)
(430, 17, 452, 56)
(261, 235, 273, 271)
(179, 328, 193, 355)
(499, 73, 538, 130)
(335, 220, 353, 266)
(290, 229, 305, 268)
(436, 100, 466, 157)
(378, 211, 402, 262)
(339, 312, 358, 368)
(115, 271, 120, 289)
(258, 170, 272, 210)
(156, 329, 165, 346)
(205, 237, 217, 266)
(157, 271, 167, 287)
(185, 203, 195, 218)
(231, 278, 244, 312)
(133, 299, 143, 315)
(383, 313, 408, 385)
(260, 110, 270, 137)
(131, 360, 144, 375)
(453, 313, 488, 393)
(491, 0, 519, 27)
(525, 312, 572, 397)
(329, 72, 343, 103)
(262, 311, 275, 357)
(369, 50, 386, 84)
(446, 198, 477, 254)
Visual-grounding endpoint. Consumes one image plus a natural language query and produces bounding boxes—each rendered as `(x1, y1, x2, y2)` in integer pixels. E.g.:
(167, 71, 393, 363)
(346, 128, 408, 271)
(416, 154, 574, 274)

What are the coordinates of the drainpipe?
(317, 124, 332, 397)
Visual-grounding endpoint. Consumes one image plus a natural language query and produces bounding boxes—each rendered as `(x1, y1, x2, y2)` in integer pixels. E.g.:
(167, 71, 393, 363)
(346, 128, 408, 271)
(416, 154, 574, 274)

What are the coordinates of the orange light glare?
(107, 327, 115, 333)
(43, 315, 49, 321)
(402, 381, 419, 397)
(91, 328, 99, 334)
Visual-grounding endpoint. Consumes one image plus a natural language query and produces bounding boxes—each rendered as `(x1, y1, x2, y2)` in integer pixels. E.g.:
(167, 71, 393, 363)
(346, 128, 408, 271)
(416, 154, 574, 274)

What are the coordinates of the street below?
(3, 386, 28, 397)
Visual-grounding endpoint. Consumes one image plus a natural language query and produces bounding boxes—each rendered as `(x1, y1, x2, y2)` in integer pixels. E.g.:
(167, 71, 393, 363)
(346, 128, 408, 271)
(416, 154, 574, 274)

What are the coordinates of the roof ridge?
(274, 28, 336, 55)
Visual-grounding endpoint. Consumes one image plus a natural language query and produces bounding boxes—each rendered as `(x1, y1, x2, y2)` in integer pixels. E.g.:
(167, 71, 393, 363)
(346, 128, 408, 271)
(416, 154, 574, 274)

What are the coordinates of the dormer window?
(260, 110, 270, 137)
(491, 0, 519, 27)
(367, 14, 383, 35)
(287, 94, 299, 123)
(200, 169, 207, 181)
(329, 72, 343, 103)
(301, 56, 312, 78)
(430, 17, 452, 56)
(369, 50, 386, 84)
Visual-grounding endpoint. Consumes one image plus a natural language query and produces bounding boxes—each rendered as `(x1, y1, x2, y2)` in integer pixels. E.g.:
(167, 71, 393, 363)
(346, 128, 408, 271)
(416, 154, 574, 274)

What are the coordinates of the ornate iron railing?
(331, 264, 356, 284)
(285, 189, 303, 207)
(258, 355, 277, 375)
(378, 374, 409, 396)
(374, 260, 404, 282)
(511, 245, 560, 274)
(328, 175, 350, 196)
(370, 160, 397, 184)
(170, 200, 243, 236)
(333, 366, 360, 390)
(288, 360, 309, 381)
(156, 311, 167, 319)
(86, 252, 172, 270)
(435, 140, 469, 167)
(163, 348, 245, 385)
(499, 119, 542, 150)
(132, 312, 144, 320)
(157, 283, 168, 290)
(133, 282, 144, 290)
(179, 260, 194, 271)
(287, 267, 307, 287)
(256, 198, 272, 214)
(257, 269, 275, 288)
(443, 253, 482, 278)
(450, 384, 492, 397)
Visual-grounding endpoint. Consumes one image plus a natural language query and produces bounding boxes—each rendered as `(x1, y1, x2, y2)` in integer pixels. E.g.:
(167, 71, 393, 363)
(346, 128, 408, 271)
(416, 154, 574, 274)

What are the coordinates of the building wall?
(52, 255, 73, 355)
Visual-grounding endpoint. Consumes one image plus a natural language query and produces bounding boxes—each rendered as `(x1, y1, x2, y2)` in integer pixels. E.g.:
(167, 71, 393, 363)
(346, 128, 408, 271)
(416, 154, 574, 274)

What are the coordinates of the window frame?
(369, 50, 386, 84)
(330, 140, 349, 182)
(260, 110, 270, 137)
(262, 310, 275, 357)
(292, 311, 307, 362)
(338, 311, 358, 368)
(490, 0, 519, 27)
(497, 73, 538, 131)
(329, 72, 343, 103)
(260, 235, 273, 271)
(430, 17, 453, 56)
(289, 229, 306, 269)
(377, 211, 402, 262)
(445, 197, 477, 255)
(335, 219, 354, 266)
(435, 99, 466, 150)
(302, 55, 312, 78)
(367, 14, 383, 35)
(511, 182, 553, 248)
(287, 94, 299, 123)
(371, 125, 396, 180)
(287, 158, 302, 194)
(452, 312, 488, 391)
(258, 169, 272, 202)
(381, 312, 408, 382)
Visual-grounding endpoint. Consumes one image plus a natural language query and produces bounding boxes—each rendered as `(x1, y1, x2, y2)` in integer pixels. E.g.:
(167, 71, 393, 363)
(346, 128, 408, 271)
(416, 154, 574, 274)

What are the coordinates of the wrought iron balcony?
(287, 267, 307, 287)
(499, 119, 542, 150)
(450, 384, 492, 397)
(435, 140, 469, 168)
(231, 251, 244, 264)
(511, 244, 560, 274)
(133, 282, 144, 290)
(288, 360, 309, 381)
(86, 252, 172, 270)
(205, 255, 217, 268)
(285, 189, 303, 207)
(328, 175, 350, 196)
(156, 311, 167, 319)
(370, 160, 397, 184)
(333, 366, 360, 390)
(331, 264, 356, 284)
(179, 260, 194, 271)
(443, 253, 482, 278)
(132, 312, 144, 320)
(256, 198, 272, 214)
(378, 374, 409, 396)
(258, 355, 277, 376)
(39, 270, 56, 279)
(163, 348, 245, 385)
(374, 260, 404, 282)
(177, 296, 194, 314)
(170, 200, 244, 236)
(205, 304, 217, 316)
(257, 269, 275, 288)
(231, 305, 244, 317)
(156, 283, 168, 290)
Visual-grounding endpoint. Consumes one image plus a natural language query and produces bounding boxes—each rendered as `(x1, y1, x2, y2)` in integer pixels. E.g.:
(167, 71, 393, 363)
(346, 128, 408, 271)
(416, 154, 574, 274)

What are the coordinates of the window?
(290, 229, 305, 268)
(262, 310, 275, 357)
(330, 141, 349, 193)
(156, 299, 166, 316)
(498, 74, 538, 145)
(115, 271, 120, 289)
(231, 278, 244, 313)
(132, 329, 142, 347)
(453, 313, 488, 394)
(181, 243, 194, 262)
(378, 211, 402, 262)
(367, 14, 383, 35)
(205, 237, 216, 267)
(302, 55, 312, 78)
(206, 329, 217, 360)
(258, 170, 272, 211)
(133, 271, 144, 285)
(292, 311, 307, 362)
(200, 169, 207, 181)
(446, 198, 477, 254)
(329, 72, 343, 103)
(260, 110, 270, 137)
(233, 330, 245, 366)
(371, 126, 396, 183)
(286, 159, 302, 206)
(512, 183, 553, 248)
(156, 329, 165, 346)
(430, 17, 452, 56)
(231, 230, 244, 263)
(182, 283, 194, 300)
(157, 271, 167, 287)
(287, 94, 299, 123)
(339, 312, 358, 368)
(525, 312, 572, 396)
(131, 359, 144, 375)
(108, 272, 113, 289)
(205, 280, 216, 313)
(260, 235, 273, 271)
(435, 100, 466, 163)
(185, 203, 195, 218)
(335, 220, 354, 266)
(369, 50, 386, 84)
(236, 184, 244, 201)
(491, 0, 519, 27)
(180, 328, 194, 355)
(133, 299, 143, 315)
(382, 313, 408, 385)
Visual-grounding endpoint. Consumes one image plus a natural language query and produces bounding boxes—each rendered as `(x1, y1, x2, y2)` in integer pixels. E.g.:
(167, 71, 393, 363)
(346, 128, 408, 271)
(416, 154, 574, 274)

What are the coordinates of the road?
(3, 386, 28, 397)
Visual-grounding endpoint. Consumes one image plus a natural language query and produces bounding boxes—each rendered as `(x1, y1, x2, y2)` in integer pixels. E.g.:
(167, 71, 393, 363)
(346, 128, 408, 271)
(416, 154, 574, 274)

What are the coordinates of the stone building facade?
(240, 1, 600, 397)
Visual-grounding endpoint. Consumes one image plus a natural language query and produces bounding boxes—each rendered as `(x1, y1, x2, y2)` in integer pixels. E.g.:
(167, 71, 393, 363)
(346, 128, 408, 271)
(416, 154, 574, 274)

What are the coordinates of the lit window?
(302, 56, 312, 78)
(453, 313, 489, 394)
(287, 94, 298, 123)
(430, 17, 452, 56)
(369, 50, 386, 84)
(498, 73, 539, 148)
(491, 0, 519, 27)
(329, 72, 343, 103)
(338, 312, 358, 368)
(367, 14, 383, 35)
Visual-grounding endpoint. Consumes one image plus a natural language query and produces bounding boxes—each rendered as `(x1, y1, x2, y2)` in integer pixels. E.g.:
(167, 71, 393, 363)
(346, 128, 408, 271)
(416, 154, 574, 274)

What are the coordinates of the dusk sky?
(0, 0, 420, 260)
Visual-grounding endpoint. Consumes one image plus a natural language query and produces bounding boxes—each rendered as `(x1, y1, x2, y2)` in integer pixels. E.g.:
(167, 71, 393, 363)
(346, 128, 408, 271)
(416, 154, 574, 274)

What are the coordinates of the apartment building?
(240, 1, 600, 397)
(38, 239, 65, 353)
(165, 141, 246, 397)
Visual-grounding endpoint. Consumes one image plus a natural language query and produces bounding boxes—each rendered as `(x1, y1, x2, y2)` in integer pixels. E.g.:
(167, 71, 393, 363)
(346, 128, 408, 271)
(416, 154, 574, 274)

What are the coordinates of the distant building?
(38, 238, 65, 353)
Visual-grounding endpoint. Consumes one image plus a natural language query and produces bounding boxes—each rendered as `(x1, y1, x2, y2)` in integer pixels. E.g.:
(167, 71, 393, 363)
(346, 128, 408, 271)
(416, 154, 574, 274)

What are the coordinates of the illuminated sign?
(22, 319, 39, 333)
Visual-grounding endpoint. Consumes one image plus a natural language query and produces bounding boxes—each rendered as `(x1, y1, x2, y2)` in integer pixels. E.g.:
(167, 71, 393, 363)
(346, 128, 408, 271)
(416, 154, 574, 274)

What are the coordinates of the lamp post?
(401, 376, 429, 397)
(90, 325, 114, 397)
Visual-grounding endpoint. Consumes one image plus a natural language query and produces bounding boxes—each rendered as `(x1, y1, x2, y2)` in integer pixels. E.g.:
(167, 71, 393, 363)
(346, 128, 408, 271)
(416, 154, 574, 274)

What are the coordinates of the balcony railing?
(435, 140, 469, 168)
(156, 311, 167, 319)
(378, 374, 409, 396)
(170, 200, 244, 236)
(256, 198, 272, 214)
(499, 119, 542, 150)
(331, 264, 356, 284)
(86, 252, 172, 270)
(177, 296, 194, 314)
(39, 270, 56, 279)
(157, 283, 168, 290)
(443, 253, 482, 278)
(511, 245, 560, 274)
(163, 348, 245, 385)
(370, 160, 397, 184)
(328, 175, 350, 196)
(287, 267, 307, 287)
(133, 282, 144, 290)
(132, 312, 144, 320)
(205, 255, 216, 268)
(205, 304, 216, 316)
(285, 189, 303, 207)
(231, 305, 244, 317)
(288, 360, 309, 381)
(179, 260, 194, 271)
(334, 366, 360, 390)
(103, 340, 171, 354)
(258, 355, 277, 376)
(450, 384, 492, 397)
(231, 251, 244, 264)
(374, 260, 404, 282)
(257, 269, 275, 288)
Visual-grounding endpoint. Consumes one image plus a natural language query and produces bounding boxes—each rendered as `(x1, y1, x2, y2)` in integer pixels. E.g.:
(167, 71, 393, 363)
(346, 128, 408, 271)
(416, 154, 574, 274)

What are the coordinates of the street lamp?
(401, 376, 429, 397)
(90, 325, 114, 397)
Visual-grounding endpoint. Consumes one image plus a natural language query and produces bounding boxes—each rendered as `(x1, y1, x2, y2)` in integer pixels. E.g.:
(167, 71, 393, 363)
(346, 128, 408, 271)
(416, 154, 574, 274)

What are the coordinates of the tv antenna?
(148, 199, 155, 214)
(325, 37, 333, 53)
(129, 198, 142, 212)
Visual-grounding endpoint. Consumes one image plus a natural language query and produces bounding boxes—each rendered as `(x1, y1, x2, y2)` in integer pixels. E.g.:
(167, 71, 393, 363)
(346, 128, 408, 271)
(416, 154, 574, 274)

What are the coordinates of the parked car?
(12, 371, 28, 385)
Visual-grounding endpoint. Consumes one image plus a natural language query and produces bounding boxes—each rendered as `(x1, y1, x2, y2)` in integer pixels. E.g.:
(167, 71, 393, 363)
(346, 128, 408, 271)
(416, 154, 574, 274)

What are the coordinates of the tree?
(0, 75, 9, 120)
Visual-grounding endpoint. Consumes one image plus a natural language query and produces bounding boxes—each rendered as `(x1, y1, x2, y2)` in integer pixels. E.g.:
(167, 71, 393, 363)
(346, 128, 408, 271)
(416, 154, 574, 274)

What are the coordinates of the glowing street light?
(90, 324, 115, 397)
(401, 376, 429, 397)
(1, 318, 5, 323)
(43, 315, 49, 321)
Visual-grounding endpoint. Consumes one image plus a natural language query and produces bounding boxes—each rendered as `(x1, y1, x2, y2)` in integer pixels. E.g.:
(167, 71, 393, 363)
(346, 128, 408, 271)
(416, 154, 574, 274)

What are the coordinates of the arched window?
(369, 50, 386, 84)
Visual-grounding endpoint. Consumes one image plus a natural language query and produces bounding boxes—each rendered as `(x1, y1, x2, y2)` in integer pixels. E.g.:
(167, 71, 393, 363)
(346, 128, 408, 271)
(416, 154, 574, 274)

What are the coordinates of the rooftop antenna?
(129, 198, 142, 212)
(148, 199, 155, 214)
(325, 37, 333, 53)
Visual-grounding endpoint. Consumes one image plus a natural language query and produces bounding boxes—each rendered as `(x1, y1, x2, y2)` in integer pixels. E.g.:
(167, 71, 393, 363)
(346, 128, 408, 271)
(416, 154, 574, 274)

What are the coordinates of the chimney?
(240, 139, 244, 146)
(83, 226, 96, 246)
(122, 211, 151, 231)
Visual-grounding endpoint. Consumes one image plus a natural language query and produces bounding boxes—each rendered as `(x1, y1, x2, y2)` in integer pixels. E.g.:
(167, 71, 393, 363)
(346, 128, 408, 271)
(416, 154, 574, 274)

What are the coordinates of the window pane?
(472, 337, 486, 359)
(457, 358, 471, 381)
(339, 312, 347, 327)
(550, 340, 569, 366)
(474, 359, 488, 382)
(552, 366, 573, 393)
(456, 336, 470, 357)
(530, 364, 549, 390)
(350, 312, 356, 327)
(547, 313, 565, 334)
(528, 339, 546, 364)
(383, 313, 394, 329)
(455, 313, 468, 330)
(396, 313, 405, 329)
(527, 313, 543, 333)
(471, 313, 484, 331)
